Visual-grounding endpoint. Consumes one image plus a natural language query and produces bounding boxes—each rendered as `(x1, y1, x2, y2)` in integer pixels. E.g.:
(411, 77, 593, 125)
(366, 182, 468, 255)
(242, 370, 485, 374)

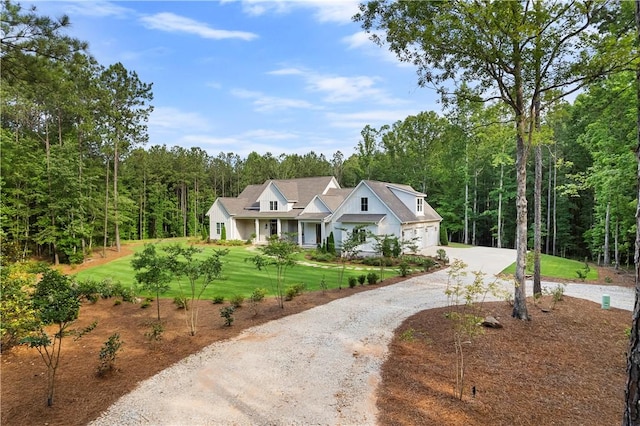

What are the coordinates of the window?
(360, 197, 368, 212)
(357, 228, 367, 243)
(417, 198, 424, 213)
(216, 222, 224, 235)
(269, 200, 278, 211)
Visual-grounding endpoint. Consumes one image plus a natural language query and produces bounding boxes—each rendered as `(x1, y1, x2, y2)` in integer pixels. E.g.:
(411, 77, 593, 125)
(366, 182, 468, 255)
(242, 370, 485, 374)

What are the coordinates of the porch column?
(277, 218, 282, 236)
(254, 219, 259, 243)
(298, 221, 303, 246)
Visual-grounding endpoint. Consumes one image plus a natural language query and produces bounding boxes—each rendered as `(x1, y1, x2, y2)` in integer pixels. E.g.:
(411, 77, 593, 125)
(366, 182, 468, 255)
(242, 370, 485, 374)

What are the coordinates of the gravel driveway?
(90, 247, 634, 425)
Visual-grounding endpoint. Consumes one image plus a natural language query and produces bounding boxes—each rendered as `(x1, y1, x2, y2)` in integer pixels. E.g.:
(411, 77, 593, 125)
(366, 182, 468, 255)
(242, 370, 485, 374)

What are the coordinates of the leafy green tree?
(131, 243, 172, 322)
(97, 62, 153, 252)
(164, 244, 228, 335)
(622, 3, 640, 424)
(20, 269, 81, 406)
(338, 225, 366, 289)
(356, 0, 636, 320)
(0, 264, 40, 352)
(247, 234, 300, 309)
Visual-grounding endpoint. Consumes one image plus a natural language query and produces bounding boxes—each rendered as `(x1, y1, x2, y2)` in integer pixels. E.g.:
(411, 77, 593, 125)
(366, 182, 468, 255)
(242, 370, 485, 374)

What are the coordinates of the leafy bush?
(440, 225, 449, 246)
(230, 294, 245, 308)
(358, 274, 366, 285)
(212, 295, 225, 304)
(0, 266, 39, 352)
(250, 288, 267, 303)
(367, 272, 379, 285)
(398, 261, 410, 277)
(284, 283, 306, 301)
(97, 333, 123, 376)
(348, 276, 357, 288)
(308, 250, 336, 262)
(145, 322, 164, 341)
(422, 257, 437, 272)
(220, 306, 235, 326)
(173, 296, 189, 310)
(436, 249, 449, 263)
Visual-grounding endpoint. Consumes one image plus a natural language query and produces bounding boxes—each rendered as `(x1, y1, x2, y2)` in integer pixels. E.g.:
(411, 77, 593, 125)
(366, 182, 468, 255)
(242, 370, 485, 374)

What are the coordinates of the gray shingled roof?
(220, 176, 336, 216)
(363, 180, 441, 223)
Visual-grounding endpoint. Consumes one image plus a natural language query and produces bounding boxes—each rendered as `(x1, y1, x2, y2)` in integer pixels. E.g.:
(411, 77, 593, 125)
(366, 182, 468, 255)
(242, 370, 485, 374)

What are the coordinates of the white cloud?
(269, 67, 405, 105)
(325, 109, 423, 129)
(140, 12, 258, 41)
(230, 88, 319, 112)
(342, 31, 411, 68)
(149, 107, 212, 132)
(65, 1, 133, 18)
(229, 0, 359, 24)
(241, 129, 298, 140)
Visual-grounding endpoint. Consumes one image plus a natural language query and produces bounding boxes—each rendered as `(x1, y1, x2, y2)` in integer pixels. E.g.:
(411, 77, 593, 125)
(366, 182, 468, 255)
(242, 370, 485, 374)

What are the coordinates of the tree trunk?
(472, 169, 478, 246)
(497, 163, 504, 249)
(113, 138, 121, 253)
(103, 159, 109, 258)
(604, 202, 611, 266)
(464, 143, 470, 245)
(512, 57, 530, 321)
(546, 146, 552, 254)
(553, 143, 558, 256)
(622, 2, 640, 423)
(533, 143, 542, 297)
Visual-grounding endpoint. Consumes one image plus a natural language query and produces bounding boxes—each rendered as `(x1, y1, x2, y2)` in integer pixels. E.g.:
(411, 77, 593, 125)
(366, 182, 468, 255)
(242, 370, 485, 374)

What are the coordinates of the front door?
(315, 224, 322, 244)
(270, 219, 278, 236)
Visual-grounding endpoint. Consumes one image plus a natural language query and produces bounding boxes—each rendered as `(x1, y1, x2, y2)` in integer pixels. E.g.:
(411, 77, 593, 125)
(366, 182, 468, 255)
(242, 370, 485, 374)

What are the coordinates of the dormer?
(258, 181, 293, 212)
(386, 184, 427, 217)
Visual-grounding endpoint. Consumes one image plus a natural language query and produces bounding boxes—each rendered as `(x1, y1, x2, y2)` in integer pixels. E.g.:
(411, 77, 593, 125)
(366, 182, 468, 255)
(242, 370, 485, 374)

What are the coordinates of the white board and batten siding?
(207, 201, 234, 240)
(258, 184, 290, 212)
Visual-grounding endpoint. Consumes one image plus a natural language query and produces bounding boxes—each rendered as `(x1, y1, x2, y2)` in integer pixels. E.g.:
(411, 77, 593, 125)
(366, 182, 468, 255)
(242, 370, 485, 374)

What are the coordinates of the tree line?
(0, 0, 637, 274)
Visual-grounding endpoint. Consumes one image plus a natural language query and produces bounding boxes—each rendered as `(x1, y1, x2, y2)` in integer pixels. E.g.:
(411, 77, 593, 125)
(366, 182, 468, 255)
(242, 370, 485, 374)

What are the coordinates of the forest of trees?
(0, 0, 637, 272)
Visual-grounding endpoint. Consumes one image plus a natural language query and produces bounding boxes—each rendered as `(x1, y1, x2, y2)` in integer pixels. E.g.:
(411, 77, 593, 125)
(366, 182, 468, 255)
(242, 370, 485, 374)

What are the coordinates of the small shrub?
(212, 295, 225, 304)
(604, 276, 613, 284)
(348, 276, 357, 288)
(97, 333, 122, 376)
(576, 258, 590, 282)
(250, 288, 267, 303)
(140, 300, 151, 309)
(308, 251, 336, 262)
(284, 283, 306, 301)
(285, 287, 298, 301)
(399, 328, 416, 342)
(173, 296, 189, 310)
(366, 272, 379, 285)
(220, 306, 235, 326)
(357, 274, 366, 286)
(543, 283, 566, 309)
(422, 257, 436, 272)
(436, 249, 449, 264)
(398, 261, 410, 277)
(230, 294, 245, 308)
(113, 299, 122, 306)
(319, 275, 328, 293)
(145, 322, 164, 341)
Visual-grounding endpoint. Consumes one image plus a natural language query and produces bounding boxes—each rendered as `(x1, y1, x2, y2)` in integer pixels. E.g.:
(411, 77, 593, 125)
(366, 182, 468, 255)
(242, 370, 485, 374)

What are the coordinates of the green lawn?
(74, 242, 384, 300)
(447, 242, 473, 248)
(500, 253, 598, 281)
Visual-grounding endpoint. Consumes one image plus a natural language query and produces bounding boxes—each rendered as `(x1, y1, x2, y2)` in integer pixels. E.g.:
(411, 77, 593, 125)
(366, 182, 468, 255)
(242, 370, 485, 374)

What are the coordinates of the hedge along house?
(205, 176, 442, 254)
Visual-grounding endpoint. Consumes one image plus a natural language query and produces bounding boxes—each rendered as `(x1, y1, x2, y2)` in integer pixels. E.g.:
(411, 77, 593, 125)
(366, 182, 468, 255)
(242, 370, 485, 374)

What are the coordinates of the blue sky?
(30, 0, 441, 158)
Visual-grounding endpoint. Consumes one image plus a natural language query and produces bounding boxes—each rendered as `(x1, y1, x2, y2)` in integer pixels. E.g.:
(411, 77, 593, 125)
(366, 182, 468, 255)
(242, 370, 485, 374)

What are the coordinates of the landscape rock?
(482, 316, 503, 328)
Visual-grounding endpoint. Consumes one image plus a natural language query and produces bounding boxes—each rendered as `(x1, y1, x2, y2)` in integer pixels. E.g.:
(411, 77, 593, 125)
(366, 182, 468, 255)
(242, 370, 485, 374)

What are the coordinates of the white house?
(205, 176, 442, 254)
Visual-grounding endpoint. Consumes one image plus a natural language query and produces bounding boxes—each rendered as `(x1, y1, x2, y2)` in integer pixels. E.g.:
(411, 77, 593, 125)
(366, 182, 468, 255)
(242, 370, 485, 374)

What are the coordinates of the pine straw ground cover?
(0, 250, 635, 426)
